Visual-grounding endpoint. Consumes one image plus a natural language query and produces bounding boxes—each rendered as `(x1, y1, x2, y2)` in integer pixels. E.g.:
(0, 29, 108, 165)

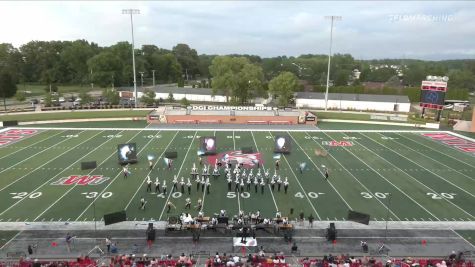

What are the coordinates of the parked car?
(443, 104, 454, 110)
(30, 99, 39, 104)
(66, 96, 76, 102)
(73, 97, 82, 106)
(58, 97, 65, 103)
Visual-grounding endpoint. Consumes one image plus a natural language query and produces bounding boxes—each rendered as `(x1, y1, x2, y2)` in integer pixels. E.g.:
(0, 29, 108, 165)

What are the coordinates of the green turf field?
(0, 127, 473, 223)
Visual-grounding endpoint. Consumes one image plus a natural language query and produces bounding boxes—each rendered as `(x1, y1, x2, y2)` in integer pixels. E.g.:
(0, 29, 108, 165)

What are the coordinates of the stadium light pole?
(324, 16, 341, 111)
(122, 9, 140, 108)
(152, 70, 156, 87)
(139, 71, 144, 88)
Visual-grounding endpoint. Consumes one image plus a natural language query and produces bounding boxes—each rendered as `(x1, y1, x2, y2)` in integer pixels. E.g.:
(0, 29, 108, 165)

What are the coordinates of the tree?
(102, 88, 120, 105)
(0, 71, 17, 98)
(209, 56, 264, 104)
(141, 89, 156, 106)
(15, 91, 26, 102)
(43, 93, 59, 107)
(59, 40, 99, 84)
(79, 91, 92, 105)
(180, 97, 190, 106)
(172, 44, 200, 78)
(0, 71, 17, 110)
(87, 51, 121, 88)
(167, 92, 174, 102)
(268, 72, 299, 106)
(148, 52, 182, 83)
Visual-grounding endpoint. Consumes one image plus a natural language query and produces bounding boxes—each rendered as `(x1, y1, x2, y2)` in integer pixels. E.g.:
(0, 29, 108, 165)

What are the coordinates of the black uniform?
(146, 182, 152, 192)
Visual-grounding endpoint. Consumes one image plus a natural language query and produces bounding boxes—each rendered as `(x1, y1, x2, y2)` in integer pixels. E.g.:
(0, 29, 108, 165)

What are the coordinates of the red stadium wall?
(151, 114, 306, 125)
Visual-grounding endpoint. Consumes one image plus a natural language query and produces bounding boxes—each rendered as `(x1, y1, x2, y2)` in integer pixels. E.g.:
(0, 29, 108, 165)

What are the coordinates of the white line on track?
(0, 130, 64, 161)
(75, 129, 159, 221)
(158, 131, 197, 221)
(250, 131, 278, 212)
(289, 131, 353, 210)
(321, 132, 440, 221)
(268, 131, 321, 220)
(0, 130, 80, 176)
(359, 133, 474, 219)
(32, 130, 127, 221)
(0, 131, 105, 217)
(124, 131, 178, 210)
(302, 131, 400, 220)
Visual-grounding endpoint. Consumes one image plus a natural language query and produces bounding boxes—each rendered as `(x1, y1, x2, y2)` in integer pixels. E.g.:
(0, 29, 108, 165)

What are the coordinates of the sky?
(0, 1, 474, 60)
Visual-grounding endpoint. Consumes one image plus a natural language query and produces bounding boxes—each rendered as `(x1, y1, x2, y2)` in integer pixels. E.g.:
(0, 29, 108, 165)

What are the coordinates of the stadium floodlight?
(122, 9, 140, 108)
(324, 16, 342, 111)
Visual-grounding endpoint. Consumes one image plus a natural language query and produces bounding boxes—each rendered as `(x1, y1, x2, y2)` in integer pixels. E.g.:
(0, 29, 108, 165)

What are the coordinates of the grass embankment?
(18, 84, 94, 97)
(0, 110, 149, 122)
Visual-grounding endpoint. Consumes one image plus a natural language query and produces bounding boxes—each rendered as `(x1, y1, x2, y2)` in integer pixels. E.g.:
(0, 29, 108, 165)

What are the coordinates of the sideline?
(0, 221, 474, 231)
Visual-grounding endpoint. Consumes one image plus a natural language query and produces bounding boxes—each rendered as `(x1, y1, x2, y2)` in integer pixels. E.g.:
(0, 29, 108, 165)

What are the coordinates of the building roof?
(117, 86, 224, 96)
(295, 92, 410, 103)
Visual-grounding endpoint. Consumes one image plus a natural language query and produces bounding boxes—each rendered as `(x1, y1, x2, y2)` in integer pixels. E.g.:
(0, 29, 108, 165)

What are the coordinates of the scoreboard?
(420, 80, 447, 110)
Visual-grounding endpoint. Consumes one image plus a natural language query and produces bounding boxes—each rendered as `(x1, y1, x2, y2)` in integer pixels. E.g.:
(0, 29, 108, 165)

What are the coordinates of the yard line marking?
(0, 231, 22, 250)
(408, 132, 475, 169)
(251, 131, 278, 212)
(289, 132, 352, 211)
(0, 131, 105, 217)
(159, 131, 197, 221)
(124, 131, 178, 210)
(0, 130, 64, 161)
(233, 130, 241, 212)
(75, 129, 156, 221)
(394, 133, 475, 181)
(451, 230, 475, 249)
(370, 133, 475, 197)
(200, 130, 216, 213)
(30, 130, 126, 221)
(327, 132, 439, 221)
(303, 131, 400, 220)
(0, 132, 92, 193)
(0, 130, 79, 175)
(360, 133, 474, 219)
(268, 132, 321, 220)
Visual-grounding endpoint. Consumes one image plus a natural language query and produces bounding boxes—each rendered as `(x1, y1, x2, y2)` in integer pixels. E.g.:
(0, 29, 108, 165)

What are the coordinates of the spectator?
(27, 245, 33, 255)
(105, 237, 112, 253)
(291, 242, 298, 253)
(308, 214, 314, 228)
(65, 233, 73, 252)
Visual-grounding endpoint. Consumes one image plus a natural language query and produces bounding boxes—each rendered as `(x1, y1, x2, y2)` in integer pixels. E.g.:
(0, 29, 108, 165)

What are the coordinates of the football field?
(0, 127, 474, 224)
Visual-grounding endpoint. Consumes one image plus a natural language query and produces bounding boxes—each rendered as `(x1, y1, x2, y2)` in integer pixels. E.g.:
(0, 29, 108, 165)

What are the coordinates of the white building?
(118, 86, 227, 103)
(295, 92, 411, 112)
